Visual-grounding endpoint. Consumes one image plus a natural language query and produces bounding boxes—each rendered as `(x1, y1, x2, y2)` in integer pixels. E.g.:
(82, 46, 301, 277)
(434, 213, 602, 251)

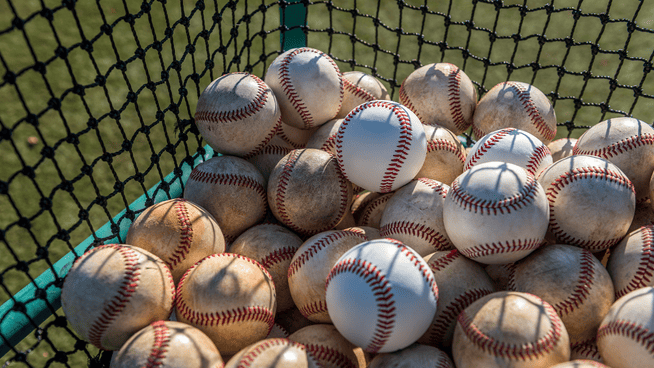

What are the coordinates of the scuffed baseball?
(508, 244, 615, 344)
(335, 100, 427, 193)
(336, 71, 390, 119)
(326, 238, 439, 353)
(418, 250, 496, 348)
(288, 324, 362, 368)
(570, 339, 604, 363)
(465, 127, 553, 177)
(305, 118, 343, 155)
(368, 343, 454, 368)
(245, 143, 293, 184)
(379, 178, 453, 256)
(452, 291, 570, 368)
(549, 137, 577, 162)
(225, 338, 321, 368)
(276, 122, 318, 149)
(195, 72, 281, 157)
(268, 148, 352, 236)
(573, 116, 654, 202)
(399, 63, 477, 135)
(443, 161, 549, 264)
(110, 321, 223, 368)
(175, 253, 276, 356)
(537, 155, 635, 252)
(606, 225, 654, 299)
(473, 81, 557, 144)
(125, 198, 226, 284)
(61, 244, 175, 351)
(183, 156, 267, 243)
(265, 47, 343, 130)
(355, 192, 393, 228)
(229, 223, 303, 312)
(415, 124, 466, 185)
(597, 287, 654, 368)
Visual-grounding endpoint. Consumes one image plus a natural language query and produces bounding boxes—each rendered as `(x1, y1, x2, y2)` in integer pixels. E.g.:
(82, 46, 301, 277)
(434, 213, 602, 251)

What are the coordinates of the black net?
(0, 0, 652, 366)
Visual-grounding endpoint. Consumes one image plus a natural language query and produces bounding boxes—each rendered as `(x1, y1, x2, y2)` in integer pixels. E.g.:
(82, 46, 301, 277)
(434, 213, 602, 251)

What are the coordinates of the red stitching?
(379, 221, 451, 251)
(570, 339, 602, 361)
(428, 249, 461, 272)
(450, 173, 540, 215)
(237, 338, 316, 368)
(169, 199, 193, 269)
(597, 319, 654, 355)
(187, 170, 267, 207)
(427, 139, 466, 164)
(343, 76, 377, 102)
(146, 321, 170, 368)
(176, 253, 275, 330)
(399, 78, 426, 124)
(546, 167, 635, 250)
(297, 300, 328, 320)
(415, 177, 449, 198)
(321, 135, 337, 155)
(358, 194, 392, 226)
(260, 246, 298, 270)
(616, 226, 654, 298)
(460, 239, 542, 259)
(464, 128, 513, 171)
(553, 249, 595, 316)
(248, 143, 292, 157)
(446, 64, 468, 132)
(427, 288, 494, 346)
(525, 144, 552, 176)
(195, 72, 270, 125)
(304, 343, 358, 368)
(277, 125, 307, 150)
(457, 294, 564, 360)
(573, 133, 654, 159)
(472, 124, 487, 141)
(87, 245, 141, 350)
(287, 230, 368, 278)
(385, 238, 439, 299)
(505, 82, 556, 142)
(243, 116, 282, 159)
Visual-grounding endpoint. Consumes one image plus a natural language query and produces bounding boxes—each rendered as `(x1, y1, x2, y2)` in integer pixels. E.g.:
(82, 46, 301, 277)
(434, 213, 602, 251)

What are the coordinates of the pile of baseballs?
(60, 47, 654, 368)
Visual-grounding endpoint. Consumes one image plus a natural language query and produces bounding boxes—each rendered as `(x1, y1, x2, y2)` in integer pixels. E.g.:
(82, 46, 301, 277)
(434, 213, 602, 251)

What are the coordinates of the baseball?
(61, 244, 175, 351)
(194, 72, 281, 157)
(399, 63, 477, 135)
(229, 223, 303, 312)
(267, 148, 352, 236)
(415, 124, 466, 185)
(335, 100, 427, 193)
(225, 338, 321, 368)
(573, 117, 654, 202)
(276, 121, 318, 149)
(288, 229, 369, 323)
(549, 361, 608, 368)
(379, 178, 454, 256)
(288, 324, 363, 368)
(606, 225, 654, 299)
(175, 253, 276, 356)
(627, 199, 654, 234)
(368, 343, 454, 368)
(418, 250, 496, 348)
(464, 127, 553, 177)
(452, 291, 570, 368)
(570, 340, 604, 363)
(473, 81, 557, 144)
(354, 192, 392, 228)
(305, 118, 343, 155)
(443, 161, 549, 264)
(549, 137, 577, 162)
(508, 244, 615, 344)
(336, 71, 390, 119)
(245, 143, 293, 183)
(325, 238, 439, 353)
(110, 321, 224, 368)
(265, 47, 343, 129)
(597, 287, 654, 368)
(125, 198, 226, 284)
(183, 156, 267, 243)
(537, 155, 635, 252)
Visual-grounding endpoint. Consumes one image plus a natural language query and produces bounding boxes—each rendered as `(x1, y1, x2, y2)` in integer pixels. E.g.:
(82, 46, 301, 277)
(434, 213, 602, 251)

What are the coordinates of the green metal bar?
(0, 146, 215, 358)
(280, 0, 307, 51)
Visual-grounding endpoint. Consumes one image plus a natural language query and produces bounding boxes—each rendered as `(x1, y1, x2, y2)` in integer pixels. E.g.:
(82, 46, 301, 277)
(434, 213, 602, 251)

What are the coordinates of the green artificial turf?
(0, 0, 652, 366)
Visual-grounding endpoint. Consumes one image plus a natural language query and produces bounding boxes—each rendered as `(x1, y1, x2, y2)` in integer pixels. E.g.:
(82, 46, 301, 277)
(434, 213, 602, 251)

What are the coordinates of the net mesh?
(0, 0, 652, 366)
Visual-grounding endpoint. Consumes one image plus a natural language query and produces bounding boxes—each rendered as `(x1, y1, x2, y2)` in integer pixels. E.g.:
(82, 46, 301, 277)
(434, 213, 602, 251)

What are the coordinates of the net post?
(280, 0, 307, 51)
(0, 147, 215, 358)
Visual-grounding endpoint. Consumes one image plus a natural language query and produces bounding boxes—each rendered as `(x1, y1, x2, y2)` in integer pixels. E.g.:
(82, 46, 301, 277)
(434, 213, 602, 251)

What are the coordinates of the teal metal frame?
(0, 0, 308, 357)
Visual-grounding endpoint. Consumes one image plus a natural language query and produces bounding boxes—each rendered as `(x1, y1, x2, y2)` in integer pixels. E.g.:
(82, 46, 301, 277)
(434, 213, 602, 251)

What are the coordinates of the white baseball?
(443, 161, 549, 264)
(265, 47, 343, 129)
(465, 127, 553, 177)
(606, 225, 654, 299)
(335, 100, 427, 193)
(195, 72, 281, 157)
(325, 238, 439, 353)
(336, 71, 390, 119)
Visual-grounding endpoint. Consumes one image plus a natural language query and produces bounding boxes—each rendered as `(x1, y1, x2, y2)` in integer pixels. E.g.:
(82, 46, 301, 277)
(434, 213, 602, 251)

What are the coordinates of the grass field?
(0, 0, 652, 366)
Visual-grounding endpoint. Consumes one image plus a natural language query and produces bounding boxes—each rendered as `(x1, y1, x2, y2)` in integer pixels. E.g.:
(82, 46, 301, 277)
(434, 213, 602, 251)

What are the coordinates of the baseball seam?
(524, 144, 552, 176)
(386, 237, 440, 298)
(379, 221, 451, 251)
(546, 167, 635, 250)
(450, 174, 540, 215)
(573, 133, 654, 159)
(617, 226, 654, 298)
(506, 81, 556, 142)
(457, 294, 564, 360)
(297, 300, 328, 320)
(188, 170, 267, 206)
(238, 339, 315, 368)
(471, 124, 487, 141)
(428, 249, 462, 272)
(87, 245, 141, 350)
(380, 103, 414, 193)
(553, 249, 595, 316)
(247, 143, 292, 158)
(415, 177, 449, 197)
(304, 343, 358, 368)
(358, 194, 392, 226)
(597, 319, 654, 355)
(399, 79, 426, 124)
(427, 139, 466, 165)
(288, 230, 368, 278)
(428, 288, 494, 346)
(277, 126, 306, 150)
(169, 199, 193, 269)
(243, 115, 282, 159)
(260, 246, 298, 270)
(464, 128, 513, 171)
(570, 339, 602, 361)
(279, 49, 315, 129)
(460, 238, 542, 260)
(146, 321, 170, 368)
(343, 77, 377, 103)
(447, 64, 468, 132)
(321, 135, 337, 155)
